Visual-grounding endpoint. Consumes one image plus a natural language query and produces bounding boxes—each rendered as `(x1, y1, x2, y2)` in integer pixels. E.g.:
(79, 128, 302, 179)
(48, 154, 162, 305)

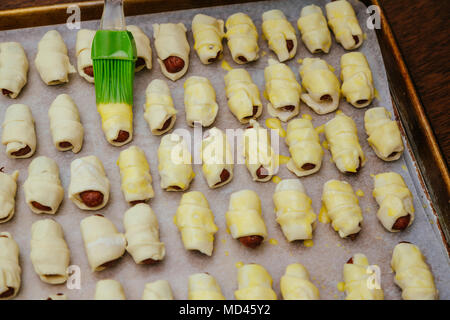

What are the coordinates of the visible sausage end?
(141, 258, 158, 265)
(286, 39, 294, 52)
(353, 35, 360, 46)
(130, 200, 147, 206)
(2, 89, 12, 96)
(256, 166, 269, 179)
(392, 214, 411, 231)
(301, 163, 316, 171)
(237, 56, 248, 63)
(158, 117, 173, 132)
(11, 145, 31, 157)
(80, 190, 104, 208)
(163, 56, 185, 73)
(59, 141, 73, 149)
(31, 201, 52, 212)
(0, 287, 14, 299)
(320, 94, 332, 102)
(113, 130, 130, 143)
(215, 169, 230, 186)
(136, 57, 146, 69)
(346, 257, 354, 264)
(281, 105, 295, 112)
(83, 66, 94, 77)
(356, 99, 368, 105)
(238, 235, 264, 248)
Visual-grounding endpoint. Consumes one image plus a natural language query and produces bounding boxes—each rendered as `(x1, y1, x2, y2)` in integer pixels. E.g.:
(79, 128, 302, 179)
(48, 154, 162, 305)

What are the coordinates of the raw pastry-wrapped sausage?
(153, 23, 190, 81)
(325, 112, 366, 174)
(265, 59, 302, 121)
(49, 94, 84, 153)
(326, 0, 363, 50)
(174, 191, 218, 256)
(95, 279, 126, 300)
(157, 133, 195, 191)
(2, 103, 36, 159)
(224, 68, 262, 123)
(184, 76, 218, 127)
(117, 146, 154, 205)
(30, 219, 70, 284)
(0, 170, 18, 223)
(262, 9, 297, 62)
(364, 107, 404, 161)
(285, 118, 323, 177)
(341, 52, 374, 108)
(188, 273, 225, 300)
(280, 263, 320, 300)
(75, 29, 95, 83)
(226, 189, 267, 248)
(144, 79, 177, 135)
(35, 30, 75, 85)
(225, 13, 259, 64)
(69, 156, 110, 210)
(142, 280, 174, 300)
(192, 14, 225, 64)
(124, 203, 165, 264)
(273, 179, 316, 242)
(373, 172, 414, 232)
(297, 5, 331, 54)
(235, 264, 277, 300)
(0, 232, 21, 299)
(0, 42, 28, 98)
(299, 58, 340, 114)
(126, 25, 152, 72)
(321, 179, 363, 239)
(80, 215, 126, 272)
(391, 242, 437, 300)
(23, 156, 64, 214)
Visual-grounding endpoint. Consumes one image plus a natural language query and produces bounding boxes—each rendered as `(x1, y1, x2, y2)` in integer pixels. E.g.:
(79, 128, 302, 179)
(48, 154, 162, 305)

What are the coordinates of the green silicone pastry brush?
(92, 0, 137, 146)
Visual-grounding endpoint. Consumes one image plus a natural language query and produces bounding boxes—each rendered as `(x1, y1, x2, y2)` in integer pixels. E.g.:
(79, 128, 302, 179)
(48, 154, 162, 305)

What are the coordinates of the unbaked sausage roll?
(322, 180, 363, 239)
(243, 120, 278, 182)
(341, 52, 374, 108)
(297, 5, 331, 54)
(373, 172, 414, 232)
(299, 58, 340, 114)
(273, 179, 316, 242)
(0, 232, 21, 299)
(364, 107, 404, 161)
(265, 59, 302, 121)
(126, 25, 152, 72)
(235, 264, 277, 300)
(75, 29, 95, 83)
(326, 0, 363, 50)
(35, 30, 75, 85)
(80, 215, 126, 272)
(157, 133, 195, 191)
(188, 273, 225, 300)
(174, 191, 218, 256)
(201, 127, 234, 188)
(285, 119, 323, 177)
(69, 156, 110, 210)
(192, 14, 225, 64)
(30, 219, 70, 284)
(184, 76, 218, 127)
(325, 112, 366, 174)
(0, 42, 28, 98)
(226, 189, 267, 248)
(117, 146, 154, 205)
(280, 263, 320, 300)
(392, 242, 437, 300)
(153, 23, 189, 81)
(0, 170, 18, 224)
(23, 156, 64, 215)
(224, 68, 262, 123)
(144, 79, 177, 135)
(262, 9, 297, 62)
(124, 203, 165, 264)
(46, 293, 67, 300)
(225, 13, 259, 64)
(95, 279, 126, 300)
(142, 280, 174, 300)
(343, 253, 384, 300)
(49, 94, 84, 153)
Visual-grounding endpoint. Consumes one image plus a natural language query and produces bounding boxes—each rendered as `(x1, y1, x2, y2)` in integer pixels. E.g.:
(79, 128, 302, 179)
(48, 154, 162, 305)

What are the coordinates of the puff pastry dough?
(35, 30, 75, 85)
(297, 5, 331, 54)
(0, 170, 18, 224)
(184, 76, 218, 127)
(325, 112, 366, 174)
(224, 68, 262, 123)
(265, 59, 302, 121)
(80, 215, 126, 272)
(75, 29, 95, 83)
(0, 42, 28, 98)
(127, 25, 152, 72)
(225, 13, 259, 64)
(285, 118, 323, 177)
(124, 203, 165, 264)
(280, 263, 320, 300)
(2, 103, 36, 159)
(391, 242, 437, 300)
(262, 9, 297, 62)
(174, 191, 218, 256)
(49, 94, 84, 153)
(142, 280, 174, 300)
(24, 156, 64, 215)
(235, 264, 277, 300)
(373, 172, 414, 232)
(144, 79, 177, 135)
(364, 107, 404, 161)
(341, 52, 374, 108)
(188, 273, 225, 300)
(322, 179, 363, 239)
(95, 279, 126, 300)
(157, 133, 195, 191)
(0, 232, 21, 299)
(326, 0, 363, 50)
(192, 14, 225, 64)
(30, 219, 70, 284)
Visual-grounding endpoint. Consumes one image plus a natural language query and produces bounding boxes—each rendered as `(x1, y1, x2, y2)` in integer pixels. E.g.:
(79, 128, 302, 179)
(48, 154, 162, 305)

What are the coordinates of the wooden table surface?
(1, 0, 449, 166)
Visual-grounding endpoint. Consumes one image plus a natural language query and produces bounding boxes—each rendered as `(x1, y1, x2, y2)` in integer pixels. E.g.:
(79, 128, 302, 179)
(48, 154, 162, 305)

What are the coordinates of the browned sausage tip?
(163, 56, 185, 73)
(80, 190, 104, 208)
(238, 235, 264, 248)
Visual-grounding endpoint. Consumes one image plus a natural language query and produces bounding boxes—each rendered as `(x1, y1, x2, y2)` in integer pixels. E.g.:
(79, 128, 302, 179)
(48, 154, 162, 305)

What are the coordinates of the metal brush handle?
(100, 0, 126, 30)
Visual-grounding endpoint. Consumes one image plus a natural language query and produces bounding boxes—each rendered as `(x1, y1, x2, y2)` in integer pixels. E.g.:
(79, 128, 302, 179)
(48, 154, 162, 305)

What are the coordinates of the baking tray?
(0, 0, 448, 300)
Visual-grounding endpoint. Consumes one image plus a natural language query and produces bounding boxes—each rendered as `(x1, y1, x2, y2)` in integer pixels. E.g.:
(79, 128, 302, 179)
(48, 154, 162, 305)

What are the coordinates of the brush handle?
(100, 0, 126, 30)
